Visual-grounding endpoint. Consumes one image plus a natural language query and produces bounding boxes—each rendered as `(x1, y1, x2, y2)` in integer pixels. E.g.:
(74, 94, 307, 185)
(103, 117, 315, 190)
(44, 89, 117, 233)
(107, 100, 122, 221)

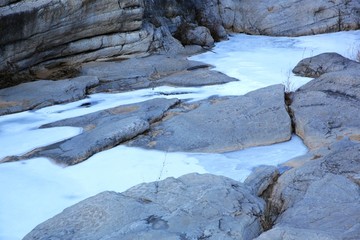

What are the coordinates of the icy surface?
(1, 30, 360, 240)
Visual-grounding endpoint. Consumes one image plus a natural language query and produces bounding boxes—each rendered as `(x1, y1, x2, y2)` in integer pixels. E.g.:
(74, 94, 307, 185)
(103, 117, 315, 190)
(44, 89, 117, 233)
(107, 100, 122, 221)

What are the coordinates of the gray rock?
(177, 24, 215, 47)
(0, 0, 151, 83)
(2, 98, 179, 165)
(24, 173, 265, 240)
(230, 0, 360, 36)
(293, 53, 360, 78)
(0, 76, 99, 115)
(129, 84, 292, 152)
(256, 140, 360, 240)
(290, 69, 360, 150)
(244, 166, 279, 197)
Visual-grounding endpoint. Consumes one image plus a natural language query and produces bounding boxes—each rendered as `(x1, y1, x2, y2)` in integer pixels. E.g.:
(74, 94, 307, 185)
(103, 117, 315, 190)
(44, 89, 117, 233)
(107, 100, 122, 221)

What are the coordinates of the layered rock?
(24, 173, 265, 240)
(129, 84, 292, 152)
(232, 0, 360, 36)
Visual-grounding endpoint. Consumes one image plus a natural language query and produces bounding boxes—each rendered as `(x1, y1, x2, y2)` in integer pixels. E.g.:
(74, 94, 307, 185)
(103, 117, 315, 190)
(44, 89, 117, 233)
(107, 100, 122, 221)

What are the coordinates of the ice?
(1, 30, 360, 240)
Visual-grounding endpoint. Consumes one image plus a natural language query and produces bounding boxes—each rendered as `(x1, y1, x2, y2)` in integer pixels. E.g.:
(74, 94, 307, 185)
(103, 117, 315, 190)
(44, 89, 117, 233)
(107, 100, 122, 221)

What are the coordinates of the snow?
(1, 30, 360, 240)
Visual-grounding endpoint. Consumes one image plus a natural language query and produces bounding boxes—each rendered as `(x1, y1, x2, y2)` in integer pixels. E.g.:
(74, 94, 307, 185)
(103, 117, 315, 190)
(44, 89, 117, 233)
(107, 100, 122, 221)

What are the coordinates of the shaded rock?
(244, 166, 279, 197)
(231, 0, 360, 36)
(256, 140, 360, 239)
(24, 173, 265, 240)
(293, 52, 360, 78)
(0, 76, 99, 115)
(129, 84, 292, 152)
(176, 24, 214, 47)
(3, 98, 179, 165)
(290, 69, 360, 149)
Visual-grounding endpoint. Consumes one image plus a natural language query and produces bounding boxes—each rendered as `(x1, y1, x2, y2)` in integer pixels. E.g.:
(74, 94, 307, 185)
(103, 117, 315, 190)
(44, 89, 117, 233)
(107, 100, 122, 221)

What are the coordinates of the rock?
(24, 173, 265, 240)
(129, 84, 292, 153)
(230, 0, 360, 36)
(0, 0, 154, 86)
(81, 54, 236, 93)
(290, 69, 360, 149)
(244, 166, 279, 197)
(175, 24, 214, 47)
(2, 98, 179, 165)
(0, 76, 99, 115)
(293, 53, 360, 78)
(256, 140, 360, 239)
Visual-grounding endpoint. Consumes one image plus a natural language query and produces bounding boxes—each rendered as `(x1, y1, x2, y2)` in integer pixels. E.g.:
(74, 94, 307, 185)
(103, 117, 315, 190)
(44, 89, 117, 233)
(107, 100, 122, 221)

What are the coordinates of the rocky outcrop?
(0, 76, 99, 115)
(24, 173, 265, 240)
(293, 52, 360, 78)
(129, 84, 292, 152)
(1, 98, 179, 165)
(232, 0, 360, 36)
(290, 69, 360, 150)
(256, 139, 360, 240)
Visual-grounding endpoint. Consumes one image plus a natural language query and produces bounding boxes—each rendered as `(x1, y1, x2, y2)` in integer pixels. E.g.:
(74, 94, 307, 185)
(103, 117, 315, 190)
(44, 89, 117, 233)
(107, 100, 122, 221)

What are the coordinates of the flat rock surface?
(24, 173, 265, 240)
(129, 84, 292, 152)
(3, 98, 179, 165)
(290, 69, 360, 150)
(83, 54, 236, 93)
(0, 76, 99, 115)
(292, 52, 360, 78)
(256, 139, 360, 240)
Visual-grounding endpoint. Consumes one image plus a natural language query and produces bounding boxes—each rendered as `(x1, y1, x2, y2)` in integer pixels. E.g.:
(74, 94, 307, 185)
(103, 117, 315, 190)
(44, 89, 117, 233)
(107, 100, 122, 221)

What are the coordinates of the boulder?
(2, 98, 179, 165)
(256, 140, 360, 240)
(293, 52, 360, 78)
(129, 84, 292, 153)
(290, 69, 360, 149)
(0, 76, 99, 115)
(230, 0, 360, 36)
(24, 173, 265, 240)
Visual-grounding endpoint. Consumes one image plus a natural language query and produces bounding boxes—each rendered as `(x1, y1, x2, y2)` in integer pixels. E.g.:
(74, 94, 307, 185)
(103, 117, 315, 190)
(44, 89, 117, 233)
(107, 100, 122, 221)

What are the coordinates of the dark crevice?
(285, 92, 296, 134)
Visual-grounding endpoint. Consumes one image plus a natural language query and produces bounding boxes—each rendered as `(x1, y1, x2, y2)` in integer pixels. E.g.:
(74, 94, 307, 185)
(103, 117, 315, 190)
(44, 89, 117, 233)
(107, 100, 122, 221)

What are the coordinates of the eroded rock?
(256, 140, 360, 240)
(0, 76, 99, 115)
(129, 84, 292, 152)
(24, 173, 265, 240)
(290, 69, 360, 149)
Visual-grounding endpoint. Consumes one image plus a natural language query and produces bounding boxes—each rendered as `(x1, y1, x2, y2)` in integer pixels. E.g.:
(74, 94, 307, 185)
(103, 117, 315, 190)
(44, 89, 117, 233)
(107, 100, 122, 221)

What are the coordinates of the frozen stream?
(1, 30, 360, 239)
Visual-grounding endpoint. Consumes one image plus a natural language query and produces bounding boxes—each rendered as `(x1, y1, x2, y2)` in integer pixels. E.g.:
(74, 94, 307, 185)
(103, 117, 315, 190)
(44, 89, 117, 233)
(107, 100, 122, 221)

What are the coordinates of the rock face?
(1, 98, 179, 165)
(293, 52, 360, 78)
(129, 84, 292, 152)
(290, 69, 360, 150)
(0, 76, 99, 115)
(256, 139, 360, 240)
(233, 0, 360, 36)
(24, 173, 265, 240)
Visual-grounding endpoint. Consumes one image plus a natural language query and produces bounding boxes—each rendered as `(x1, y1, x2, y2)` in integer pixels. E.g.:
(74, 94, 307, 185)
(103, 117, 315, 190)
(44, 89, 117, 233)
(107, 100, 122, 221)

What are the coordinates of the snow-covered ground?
(1, 30, 359, 240)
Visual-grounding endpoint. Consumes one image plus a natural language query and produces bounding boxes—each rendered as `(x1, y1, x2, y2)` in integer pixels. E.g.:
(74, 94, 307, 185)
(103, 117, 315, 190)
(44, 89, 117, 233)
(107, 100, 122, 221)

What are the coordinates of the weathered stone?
(290, 69, 360, 149)
(129, 84, 292, 152)
(230, 0, 360, 36)
(0, 76, 99, 115)
(2, 98, 179, 165)
(24, 173, 265, 240)
(176, 24, 214, 47)
(244, 166, 279, 197)
(256, 140, 360, 240)
(293, 53, 360, 78)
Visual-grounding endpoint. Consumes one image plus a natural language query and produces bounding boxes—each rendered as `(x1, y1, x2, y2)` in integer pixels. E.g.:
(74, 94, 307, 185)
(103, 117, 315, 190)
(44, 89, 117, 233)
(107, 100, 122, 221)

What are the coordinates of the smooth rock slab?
(4, 98, 179, 165)
(290, 69, 360, 149)
(256, 140, 360, 240)
(24, 173, 265, 240)
(293, 53, 360, 78)
(0, 76, 99, 115)
(129, 84, 292, 152)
